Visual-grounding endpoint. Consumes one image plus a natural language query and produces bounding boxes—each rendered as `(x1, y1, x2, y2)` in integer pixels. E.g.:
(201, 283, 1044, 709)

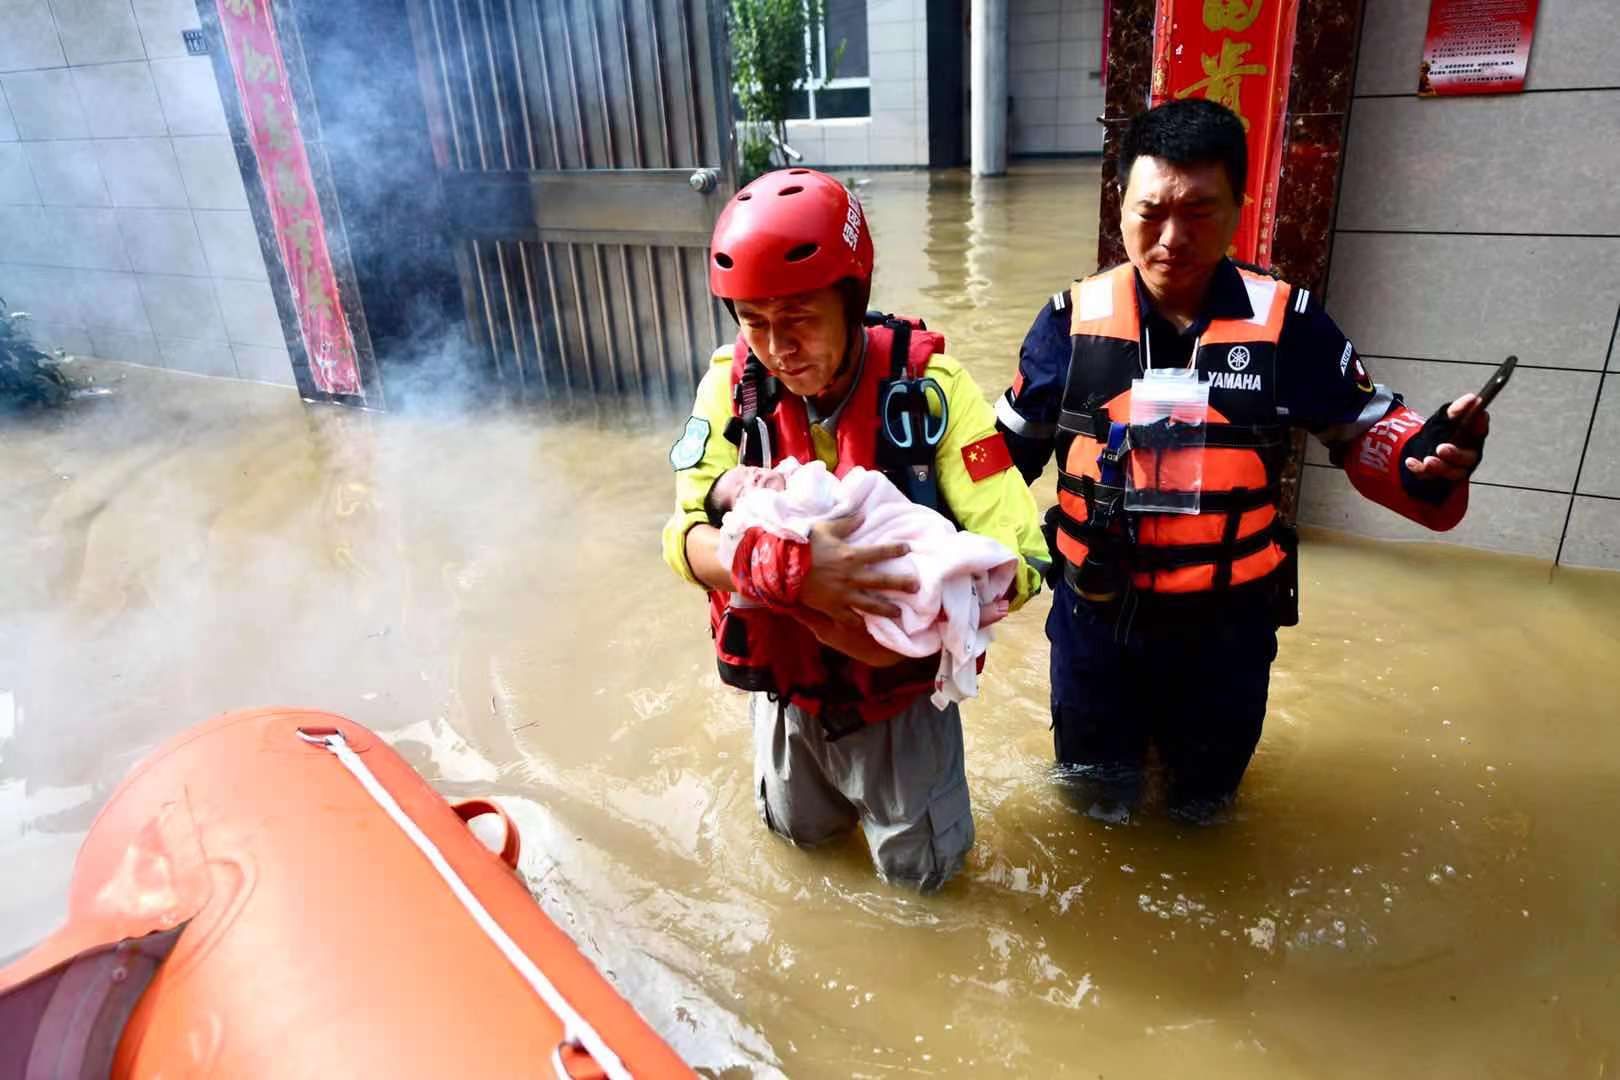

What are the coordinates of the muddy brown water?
(3, 163, 1618, 1077)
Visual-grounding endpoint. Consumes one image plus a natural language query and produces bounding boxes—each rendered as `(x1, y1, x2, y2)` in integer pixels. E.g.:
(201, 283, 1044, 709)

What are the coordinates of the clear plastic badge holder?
(1125, 367, 1211, 515)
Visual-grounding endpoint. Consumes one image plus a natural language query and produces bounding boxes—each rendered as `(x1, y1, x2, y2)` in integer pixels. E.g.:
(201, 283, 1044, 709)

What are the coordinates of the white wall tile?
(870, 109, 918, 139)
(94, 135, 187, 207)
(158, 335, 236, 377)
(1016, 96, 1059, 126)
(215, 277, 282, 347)
(1300, 466, 1568, 560)
(150, 56, 229, 136)
(1326, 234, 1620, 371)
(1060, 8, 1103, 46)
(27, 320, 94, 355)
(116, 206, 208, 275)
(1329, 357, 1599, 492)
(87, 328, 158, 364)
(0, 264, 80, 322)
(1020, 41, 1060, 73)
(1340, 93, 1620, 234)
(232, 342, 294, 386)
(1010, 12, 1060, 44)
(1560, 496, 1620, 571)
(867, 0, 913, 25)
(23, 139, 110, 207)
(50, 0, 147, 66)
(0, 93, 18, 141)
(72, 268, 148, 334)
(0, 1, 65, 73)
(868, 48, 917, 81)
(821, 122, 873, 166)
(0, 205, 54, 265)
(132, 0, 203, 61)
(1059, 66, 1102, 101)
(71, 61, 167, 138)
(1056, 122, 1102, 153)
(868, 137, 916, 166)
(194, 208, 266, 280)
(870, 78, 915, 114)
(1577, 375, 1620, 498)
(0, 143, 39, 204)
(1, 69, 89, 139)
(1011, 67, 1059, 99)
(870, 21, 918, 53)
(137, 268, 223, 338)
(138, 271, 224, 339)
(171, 135, 248, 210)
(39, 205, 128, 269)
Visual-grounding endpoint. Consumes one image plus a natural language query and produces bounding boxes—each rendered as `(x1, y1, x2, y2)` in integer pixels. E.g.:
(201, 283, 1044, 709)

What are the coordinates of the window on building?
(787, 0, 870, 120)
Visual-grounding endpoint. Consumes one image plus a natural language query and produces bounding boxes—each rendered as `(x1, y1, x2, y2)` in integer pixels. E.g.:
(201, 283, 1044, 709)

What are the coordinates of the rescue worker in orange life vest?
(995, 101, 1492, 822)
(660, 169, 1049, 892)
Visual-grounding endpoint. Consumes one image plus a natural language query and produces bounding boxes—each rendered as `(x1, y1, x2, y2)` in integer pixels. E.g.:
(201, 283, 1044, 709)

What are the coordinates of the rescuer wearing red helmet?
(661, 168, 1049, 892)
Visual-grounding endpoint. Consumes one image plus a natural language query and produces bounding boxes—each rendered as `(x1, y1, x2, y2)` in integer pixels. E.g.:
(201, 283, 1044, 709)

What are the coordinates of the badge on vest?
(1209, 346, 1263, 391)
(669, 415, 710, 470)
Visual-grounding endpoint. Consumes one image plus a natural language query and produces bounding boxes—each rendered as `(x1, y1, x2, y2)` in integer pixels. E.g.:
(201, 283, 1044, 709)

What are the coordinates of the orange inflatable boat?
(0, 709, 692, 1078)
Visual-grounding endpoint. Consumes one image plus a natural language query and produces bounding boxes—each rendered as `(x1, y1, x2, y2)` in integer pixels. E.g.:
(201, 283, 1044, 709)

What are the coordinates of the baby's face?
(713, 465, 787, 509)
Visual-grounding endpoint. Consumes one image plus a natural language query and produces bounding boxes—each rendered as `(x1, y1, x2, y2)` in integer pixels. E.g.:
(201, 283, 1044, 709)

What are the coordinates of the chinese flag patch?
(962, 432, 1013, 482)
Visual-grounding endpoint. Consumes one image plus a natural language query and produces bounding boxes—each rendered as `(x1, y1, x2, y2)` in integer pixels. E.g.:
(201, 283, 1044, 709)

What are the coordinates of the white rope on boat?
(301, 729, 632, 1080)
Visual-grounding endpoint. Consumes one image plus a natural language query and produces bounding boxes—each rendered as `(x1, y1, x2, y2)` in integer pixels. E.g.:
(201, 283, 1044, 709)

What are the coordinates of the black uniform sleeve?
(1275, 288, 1398, 450)
(996, 293, 1072, 484)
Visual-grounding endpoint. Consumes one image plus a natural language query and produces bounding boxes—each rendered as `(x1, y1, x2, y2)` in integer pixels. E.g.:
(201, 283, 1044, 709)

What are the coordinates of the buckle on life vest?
(875, 317, 948, 513)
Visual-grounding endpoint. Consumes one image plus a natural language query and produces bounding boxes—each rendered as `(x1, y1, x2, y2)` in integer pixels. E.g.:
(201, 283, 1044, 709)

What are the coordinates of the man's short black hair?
(1119, 99, 1248, 203)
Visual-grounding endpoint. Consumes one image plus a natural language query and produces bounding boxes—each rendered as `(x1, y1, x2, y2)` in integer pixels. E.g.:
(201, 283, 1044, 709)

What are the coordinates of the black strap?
(1061, 406, 1285, 452)
(884, 318, 912, 380)
(1058, 408, 1109, 438)
(724, 350, 780, 465)
(1212, 499, 1244, 591)
(1129, 527, 1278, 571)
(1051, 511, 1277, 567)
(1056, 470, 1276, 513)
(1057, 470, 1122, 502)
(1199, 424, 1288, 450)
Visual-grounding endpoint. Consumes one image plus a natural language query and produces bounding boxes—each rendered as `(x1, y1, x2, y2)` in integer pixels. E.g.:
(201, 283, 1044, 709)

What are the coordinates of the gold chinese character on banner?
(1175, 38, 1267, 129)
(1203, 0, 1263, 32)
(243, 40, 275, 83)
(275, 160, 308, 210)
(260, 93, 294, 151)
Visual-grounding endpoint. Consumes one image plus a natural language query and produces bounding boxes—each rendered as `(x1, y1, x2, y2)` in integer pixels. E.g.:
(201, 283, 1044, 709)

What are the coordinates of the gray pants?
(750, 692, 974, 893)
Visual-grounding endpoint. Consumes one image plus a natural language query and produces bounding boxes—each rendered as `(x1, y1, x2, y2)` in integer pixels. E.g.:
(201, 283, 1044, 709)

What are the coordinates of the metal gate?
(406, 0, 736, 404)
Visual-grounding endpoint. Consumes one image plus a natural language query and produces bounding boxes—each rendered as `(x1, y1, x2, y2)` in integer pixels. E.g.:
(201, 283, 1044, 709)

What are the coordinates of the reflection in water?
(2, 164, 1618, 1076)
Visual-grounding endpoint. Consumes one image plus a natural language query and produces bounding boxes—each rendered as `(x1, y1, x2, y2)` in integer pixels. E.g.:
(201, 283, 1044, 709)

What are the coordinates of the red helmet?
(708, 168, 874, 302)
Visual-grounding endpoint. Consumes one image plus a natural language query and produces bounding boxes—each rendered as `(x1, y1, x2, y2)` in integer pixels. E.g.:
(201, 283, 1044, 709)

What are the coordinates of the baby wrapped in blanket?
(711, 458, 1018, 708)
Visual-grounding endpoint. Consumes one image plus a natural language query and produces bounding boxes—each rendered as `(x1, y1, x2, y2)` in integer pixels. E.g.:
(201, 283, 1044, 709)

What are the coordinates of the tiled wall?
(1306, 0, 1620, 570)
(783, 0, 932, 168)
(0, 0, 293, 386)
(1008, 0, 1104, 155)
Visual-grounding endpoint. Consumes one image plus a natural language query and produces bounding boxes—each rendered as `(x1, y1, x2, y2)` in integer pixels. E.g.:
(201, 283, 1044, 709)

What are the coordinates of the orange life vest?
(709, 316, 959, 736)
(1052, 264, 1295, 615)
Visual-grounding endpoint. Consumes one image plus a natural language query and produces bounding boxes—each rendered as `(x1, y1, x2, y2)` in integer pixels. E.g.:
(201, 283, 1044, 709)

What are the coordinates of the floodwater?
(4, 162, 1619, 1077)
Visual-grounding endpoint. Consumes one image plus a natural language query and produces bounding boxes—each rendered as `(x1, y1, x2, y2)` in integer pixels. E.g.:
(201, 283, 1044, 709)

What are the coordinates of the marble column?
(970, 0, 1008, 177)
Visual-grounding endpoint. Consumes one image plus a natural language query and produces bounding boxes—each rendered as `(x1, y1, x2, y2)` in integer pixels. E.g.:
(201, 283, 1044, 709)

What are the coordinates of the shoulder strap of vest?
(723, 335, 780, 467)
(1068, 264, 1139, 342)
(864, 311, 943, 379)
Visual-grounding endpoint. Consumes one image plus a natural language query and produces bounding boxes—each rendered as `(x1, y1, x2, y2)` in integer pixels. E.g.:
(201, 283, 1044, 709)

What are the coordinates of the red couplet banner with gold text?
(1419, 0, 1540, 97)
(216, 0, 362, 397)
(1148, 0, 1300, 267)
